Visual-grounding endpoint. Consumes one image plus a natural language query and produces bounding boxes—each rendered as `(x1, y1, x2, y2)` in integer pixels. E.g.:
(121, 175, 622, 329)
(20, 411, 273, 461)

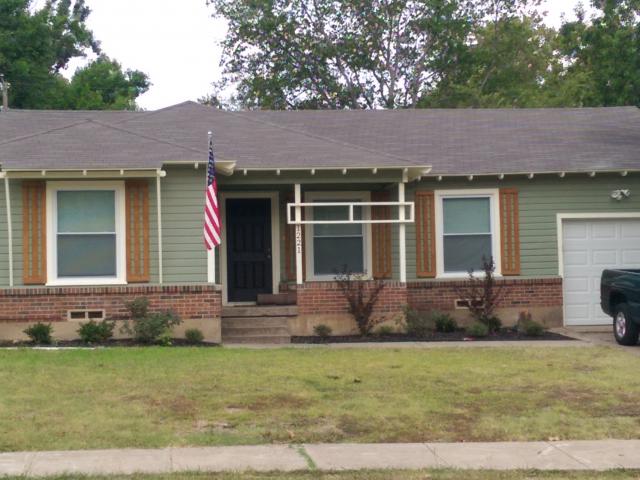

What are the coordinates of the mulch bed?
(292, 330, 576, 344)
(0, 339, 220, 348)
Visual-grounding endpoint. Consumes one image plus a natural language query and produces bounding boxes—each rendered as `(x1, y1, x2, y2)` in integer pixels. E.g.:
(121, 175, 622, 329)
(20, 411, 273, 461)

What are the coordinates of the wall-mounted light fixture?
(610, 189, 631, 201)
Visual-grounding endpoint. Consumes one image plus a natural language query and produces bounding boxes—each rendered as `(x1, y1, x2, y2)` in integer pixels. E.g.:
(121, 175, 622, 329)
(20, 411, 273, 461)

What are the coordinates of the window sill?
(46, 278, 127, 287)
(436, 272, 503, 280)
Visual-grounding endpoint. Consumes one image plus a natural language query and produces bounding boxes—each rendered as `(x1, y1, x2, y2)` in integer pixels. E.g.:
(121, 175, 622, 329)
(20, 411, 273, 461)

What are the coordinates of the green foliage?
(516, 311, 545, 337)
(313, 324, 333, 338)
(77, 319, 115, 344)
(467, 321, 489, 338)
(374, 325, 395, 337)
(62, 55, 150, 110)
(404, 307, 435, 339)
(121, 297, 182, 345)
(184, 328, 205, 344)
(23, 322, 53, 344)
(210, 0, 640, 109)
(0, 1, 148, 110)
(433, 311, 457, 333)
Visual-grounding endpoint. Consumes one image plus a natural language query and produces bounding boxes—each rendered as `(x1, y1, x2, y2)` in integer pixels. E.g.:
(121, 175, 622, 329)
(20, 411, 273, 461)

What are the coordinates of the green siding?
(0, 170, 637, 287)
(161, 167, 207, 283)
(405, 174, 640, 280)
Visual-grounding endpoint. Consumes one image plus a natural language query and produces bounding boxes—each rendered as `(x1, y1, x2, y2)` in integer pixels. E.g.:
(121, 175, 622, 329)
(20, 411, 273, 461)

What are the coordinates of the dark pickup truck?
(601, 269, 640, 345)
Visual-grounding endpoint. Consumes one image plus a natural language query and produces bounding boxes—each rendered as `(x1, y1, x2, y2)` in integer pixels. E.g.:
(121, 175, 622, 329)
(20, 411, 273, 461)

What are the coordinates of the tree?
(0, 1, 149, 110)
(62, 56, 150, 110)
(209, 0, 482, 109)
(208, 0, 547, 109)
(422, 16, 560, 107)
(554, 0, 640, 106)
(0, 0, 98, 109)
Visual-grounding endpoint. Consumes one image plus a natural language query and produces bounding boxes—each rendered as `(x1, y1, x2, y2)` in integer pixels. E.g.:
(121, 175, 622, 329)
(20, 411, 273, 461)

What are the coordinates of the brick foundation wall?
(0, 285, 222, 323)
(297, 281, 408, 316)
(406, 277, 563, 312)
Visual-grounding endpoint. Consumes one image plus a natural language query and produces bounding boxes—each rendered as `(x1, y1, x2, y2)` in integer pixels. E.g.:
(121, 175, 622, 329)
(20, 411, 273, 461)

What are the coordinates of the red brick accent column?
(297, 281, 408, 316)
(0, 285, 222, 323)
(406, 277, 563, 312)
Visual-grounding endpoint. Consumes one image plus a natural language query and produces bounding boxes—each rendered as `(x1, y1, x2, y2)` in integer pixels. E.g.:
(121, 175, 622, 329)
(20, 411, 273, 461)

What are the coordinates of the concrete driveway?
(556, 326, 640, 354)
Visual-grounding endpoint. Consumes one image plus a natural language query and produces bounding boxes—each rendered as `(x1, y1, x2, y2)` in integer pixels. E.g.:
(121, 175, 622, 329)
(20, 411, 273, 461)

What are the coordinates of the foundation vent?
(67, 309, 106, 321)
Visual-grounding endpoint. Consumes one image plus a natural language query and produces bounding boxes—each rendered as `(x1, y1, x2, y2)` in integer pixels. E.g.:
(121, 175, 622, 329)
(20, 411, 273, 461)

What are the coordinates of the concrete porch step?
(222, 326, 290, 337)
(222, 306, 298, 318)
(222, 317, 290, 328)
(223, 335, 291, 344)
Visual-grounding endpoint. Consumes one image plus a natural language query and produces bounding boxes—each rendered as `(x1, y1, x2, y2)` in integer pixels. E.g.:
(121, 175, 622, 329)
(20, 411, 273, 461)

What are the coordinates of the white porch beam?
(156, 170, 164, 284)
(398, 182, 407, 283)
(294, 184, 303, 285)
(3, 176, 13, 287)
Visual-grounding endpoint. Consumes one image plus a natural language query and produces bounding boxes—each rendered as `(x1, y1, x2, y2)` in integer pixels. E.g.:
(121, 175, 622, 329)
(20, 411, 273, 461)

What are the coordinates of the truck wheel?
(613, 303, 639, 346)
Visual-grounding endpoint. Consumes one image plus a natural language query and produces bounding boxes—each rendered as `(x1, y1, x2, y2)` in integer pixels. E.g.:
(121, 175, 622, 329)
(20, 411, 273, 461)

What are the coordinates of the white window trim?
(434, 188, 502, 279)
(304, 191, 373, 281)
(46, 180, 127, 286)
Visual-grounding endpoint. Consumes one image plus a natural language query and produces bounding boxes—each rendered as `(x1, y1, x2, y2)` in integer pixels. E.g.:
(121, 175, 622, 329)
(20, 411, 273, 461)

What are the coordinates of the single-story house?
(0, 102, 639, 342)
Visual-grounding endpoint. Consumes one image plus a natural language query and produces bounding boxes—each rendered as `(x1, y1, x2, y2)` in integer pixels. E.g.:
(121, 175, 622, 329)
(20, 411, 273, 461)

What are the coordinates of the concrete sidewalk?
(1, 440, 639, 476)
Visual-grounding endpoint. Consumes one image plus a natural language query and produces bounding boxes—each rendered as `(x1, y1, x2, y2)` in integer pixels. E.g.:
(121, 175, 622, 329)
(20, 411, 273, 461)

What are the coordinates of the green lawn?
(3, 471, 640, 480)
(0, 346, 639, 451)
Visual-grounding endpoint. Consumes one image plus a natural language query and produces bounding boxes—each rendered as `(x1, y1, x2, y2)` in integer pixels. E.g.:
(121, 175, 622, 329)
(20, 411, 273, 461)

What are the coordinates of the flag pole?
(207, 130, 216, 284)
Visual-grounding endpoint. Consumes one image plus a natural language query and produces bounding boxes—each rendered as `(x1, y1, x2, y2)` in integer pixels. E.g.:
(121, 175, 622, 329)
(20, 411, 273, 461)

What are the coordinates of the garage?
(561, 216, 640, 326)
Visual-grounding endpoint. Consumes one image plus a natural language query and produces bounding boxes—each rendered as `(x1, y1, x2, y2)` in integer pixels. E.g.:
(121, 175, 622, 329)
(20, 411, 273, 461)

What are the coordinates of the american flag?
(203, 133, 221, 249)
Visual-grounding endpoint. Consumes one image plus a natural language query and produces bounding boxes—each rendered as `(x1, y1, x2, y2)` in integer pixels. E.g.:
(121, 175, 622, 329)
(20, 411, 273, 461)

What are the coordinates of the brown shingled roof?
(1, 101, 638, 174)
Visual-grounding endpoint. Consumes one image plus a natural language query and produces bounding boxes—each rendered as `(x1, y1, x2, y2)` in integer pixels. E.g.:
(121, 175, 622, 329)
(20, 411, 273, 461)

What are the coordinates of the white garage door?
(562, 218, 640, 326)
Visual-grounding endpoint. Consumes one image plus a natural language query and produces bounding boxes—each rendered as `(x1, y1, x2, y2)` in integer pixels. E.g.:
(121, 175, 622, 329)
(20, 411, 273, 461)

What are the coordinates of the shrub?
(185, 328, 204, 344)
(482, 316, 502, 333)
(517, 311, 545, 337)
(467, 321, 489, 338)
(335, 271, 385, 336)
(432, 311, 457, 333)
(313, 324, 333, 338)
(23, 322, 53, 344)
(456, 257, 503, 333)
(404, 307, 434, 339)
(77, 319, 115, 344)
(375, 325, 395, 336)
(121, 297, 182, 344)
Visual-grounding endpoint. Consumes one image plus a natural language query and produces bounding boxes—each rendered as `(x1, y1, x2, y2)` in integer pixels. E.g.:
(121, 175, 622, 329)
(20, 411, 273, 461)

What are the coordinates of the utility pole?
(0, 74, 9, 111)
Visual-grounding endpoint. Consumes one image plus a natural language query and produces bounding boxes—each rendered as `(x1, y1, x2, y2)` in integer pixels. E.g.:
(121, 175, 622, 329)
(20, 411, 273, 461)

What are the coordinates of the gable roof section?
(116, 102, 418, 169)
(0, 117, 202, 170)
(249, 107, 640, 175)
(1, 101, 639, 175)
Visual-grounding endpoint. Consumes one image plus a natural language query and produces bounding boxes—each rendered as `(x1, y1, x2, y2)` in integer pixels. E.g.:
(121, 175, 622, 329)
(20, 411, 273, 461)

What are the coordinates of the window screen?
(442, 197, 492, 273)
(56, 190, 117, 277)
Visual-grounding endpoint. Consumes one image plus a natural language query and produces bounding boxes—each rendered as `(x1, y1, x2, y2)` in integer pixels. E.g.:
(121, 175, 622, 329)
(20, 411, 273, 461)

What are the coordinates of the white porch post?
(156, 170, 164, 284)
(294, 183, 303, 284)
(3, 175, 13, 287)
(398, 181, 407, 283)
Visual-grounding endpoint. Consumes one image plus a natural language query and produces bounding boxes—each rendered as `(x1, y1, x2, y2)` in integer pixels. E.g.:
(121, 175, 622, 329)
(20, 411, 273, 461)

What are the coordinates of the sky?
(61, 0, 591, 111)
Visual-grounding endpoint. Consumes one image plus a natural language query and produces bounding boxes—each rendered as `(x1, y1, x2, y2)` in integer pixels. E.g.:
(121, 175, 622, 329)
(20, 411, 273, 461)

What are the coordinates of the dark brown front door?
(226, 198, 273, 302)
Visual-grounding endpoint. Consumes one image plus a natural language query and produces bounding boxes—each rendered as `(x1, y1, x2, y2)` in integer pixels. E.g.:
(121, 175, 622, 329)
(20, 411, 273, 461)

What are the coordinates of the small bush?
(517, 311, 545, 337)
(121, 297, 182, 344)
(23, 322, 53, 344)
(77, 319, 115, 344)
(433, 311, 457, 333)
(185, 328, 204, 344)
(375, 325, 395, 336)
(313, 324, 333, 338)
(467, 321, 489, 338)
(481, 315, 502, 333)
(404, 307, 434, 339)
